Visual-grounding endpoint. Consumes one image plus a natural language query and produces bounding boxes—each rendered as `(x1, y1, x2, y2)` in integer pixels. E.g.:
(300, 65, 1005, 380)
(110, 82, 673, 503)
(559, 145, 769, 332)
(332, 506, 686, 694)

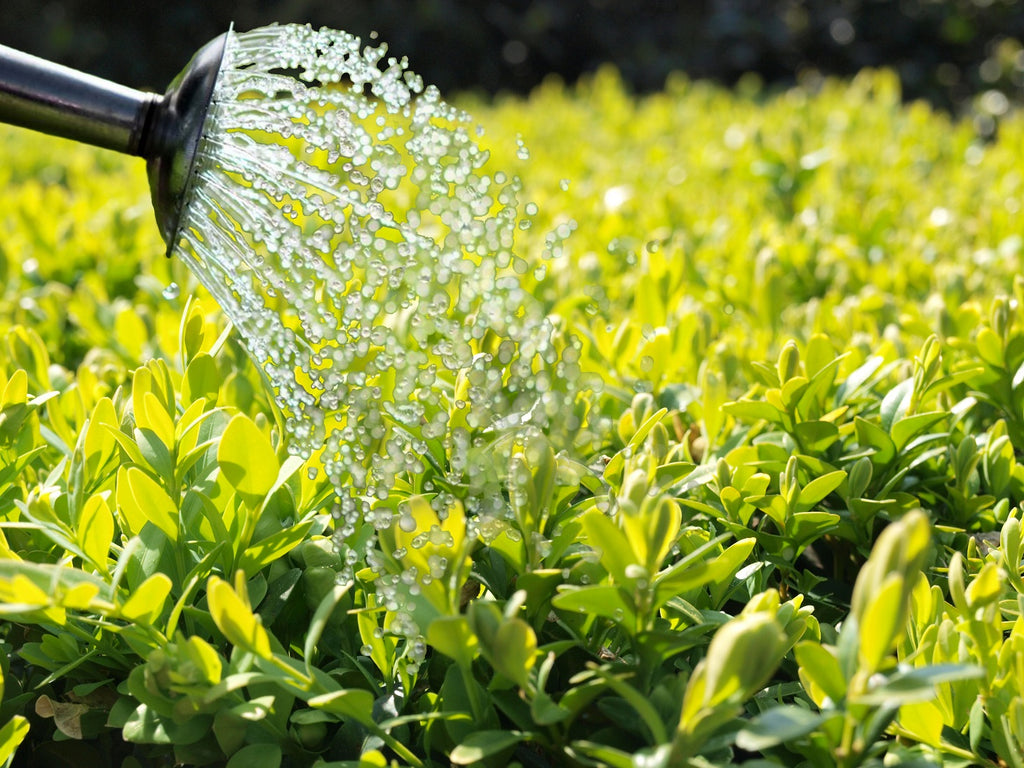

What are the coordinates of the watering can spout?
(0, 33, 229, 253)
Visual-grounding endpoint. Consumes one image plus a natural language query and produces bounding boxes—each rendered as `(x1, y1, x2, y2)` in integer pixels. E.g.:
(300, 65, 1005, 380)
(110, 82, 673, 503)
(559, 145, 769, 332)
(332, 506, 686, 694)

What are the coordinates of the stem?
(372, 724, 426, 768)
(838, 712, 859, 768)
(459, 662, 490, 728)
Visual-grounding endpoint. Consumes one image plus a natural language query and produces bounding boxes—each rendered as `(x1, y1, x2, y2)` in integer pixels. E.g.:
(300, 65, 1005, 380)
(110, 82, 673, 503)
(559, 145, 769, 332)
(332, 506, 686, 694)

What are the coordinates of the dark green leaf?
(734, 705, 828, 750)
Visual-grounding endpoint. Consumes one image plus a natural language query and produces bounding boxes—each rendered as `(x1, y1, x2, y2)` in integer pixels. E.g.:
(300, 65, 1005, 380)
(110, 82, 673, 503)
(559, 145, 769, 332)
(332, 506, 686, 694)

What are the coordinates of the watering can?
(0, 34, 228, 251)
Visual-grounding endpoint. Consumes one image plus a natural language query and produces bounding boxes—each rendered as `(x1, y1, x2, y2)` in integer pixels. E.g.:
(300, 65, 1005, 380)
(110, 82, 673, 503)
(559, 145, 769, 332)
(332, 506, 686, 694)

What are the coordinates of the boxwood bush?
(2, 66, 1024, 767)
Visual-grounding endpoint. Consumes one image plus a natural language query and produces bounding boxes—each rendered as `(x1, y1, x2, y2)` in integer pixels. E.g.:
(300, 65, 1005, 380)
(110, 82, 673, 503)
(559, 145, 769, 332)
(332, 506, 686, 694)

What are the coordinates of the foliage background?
(3, 61, 1024, 766)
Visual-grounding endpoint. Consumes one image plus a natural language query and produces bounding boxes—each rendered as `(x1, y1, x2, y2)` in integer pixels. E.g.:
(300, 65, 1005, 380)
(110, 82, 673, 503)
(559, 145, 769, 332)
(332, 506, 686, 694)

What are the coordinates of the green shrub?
(2, 68, 1024, 767)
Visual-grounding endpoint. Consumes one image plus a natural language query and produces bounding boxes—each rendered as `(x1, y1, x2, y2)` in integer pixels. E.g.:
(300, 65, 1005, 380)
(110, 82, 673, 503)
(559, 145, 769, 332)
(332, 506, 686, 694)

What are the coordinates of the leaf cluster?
(2, 67, 1024, 768)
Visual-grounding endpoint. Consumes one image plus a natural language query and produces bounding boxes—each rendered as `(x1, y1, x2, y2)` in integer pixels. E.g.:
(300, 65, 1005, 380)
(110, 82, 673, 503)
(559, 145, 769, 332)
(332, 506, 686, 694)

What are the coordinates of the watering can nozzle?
(0, 32, 229, 254)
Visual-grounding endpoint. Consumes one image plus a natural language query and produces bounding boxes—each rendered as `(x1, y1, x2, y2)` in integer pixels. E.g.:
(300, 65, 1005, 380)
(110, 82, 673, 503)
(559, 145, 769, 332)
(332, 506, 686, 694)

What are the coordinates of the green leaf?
(793, 420, 840, 452)
(805, 334, 839, 380)
(218, 414, 280, 506)
(858, 574, 904, 674)
(206, 576, 271, 658)
(781, 376, 810, 411)
(704, 537, 757, 586)
(450, 730, 533, 765)
(552, 585, 637, 627)
(239, 520, 315, 577)
(787, 511, 840, 547)
(0, 369, 27, 407)
(698, 612, 787, 710)
(179, 297, 208, 364)
(101, 424, 146, 468)
(122, 704, 172, 744)
(303, 581, 351, 671)
(568, 741, 647, 768)
(651, 532, 732, 603)
(795, 640, 847, 704)
(135, 427, 174, 485)
(120, 573, 172, 626)
(581, 509, 637, 584)
(427, 615, 478, 669)
(116, 466, 178, 542)
(880, 379, 914, 433)
(735, 705, 828, 750)
(890, 412, 947, 452)
(135, 391, 175, 452)
(836, 356, 884, 404)
(225, 743, 281, 768)
(307, 689, 375, 726)
(855, 663, 984, 705)
(78, 494, 114, 573)
(724, 399, 785, 425)
(796, 470, 846, 509)
(854, 417, 896, 465)
(969, 694, 986, 754)
(588, 665, 670, 745)
(976, 326, 1005, 368)
(489, 617, 538, 688)
(0, 715, 29, 766)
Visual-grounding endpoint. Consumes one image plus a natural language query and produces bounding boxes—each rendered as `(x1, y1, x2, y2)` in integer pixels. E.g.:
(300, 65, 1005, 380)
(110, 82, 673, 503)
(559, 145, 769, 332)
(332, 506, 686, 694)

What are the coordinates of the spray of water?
(172, 25, 591, 589)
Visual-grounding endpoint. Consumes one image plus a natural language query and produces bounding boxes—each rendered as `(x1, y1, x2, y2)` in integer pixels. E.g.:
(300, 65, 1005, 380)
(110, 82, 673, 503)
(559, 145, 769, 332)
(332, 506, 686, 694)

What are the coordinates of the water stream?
(172, 25, 588, 541)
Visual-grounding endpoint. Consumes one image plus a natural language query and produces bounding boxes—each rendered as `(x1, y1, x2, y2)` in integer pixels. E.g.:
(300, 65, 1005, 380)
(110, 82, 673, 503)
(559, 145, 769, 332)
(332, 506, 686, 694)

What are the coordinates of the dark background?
(3, 0, 1024, 113)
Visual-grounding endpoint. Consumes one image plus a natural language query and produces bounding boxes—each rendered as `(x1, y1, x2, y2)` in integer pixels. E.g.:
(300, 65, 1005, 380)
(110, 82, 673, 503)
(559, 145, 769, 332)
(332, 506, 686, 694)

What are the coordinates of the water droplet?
(162, 282, 180, 300)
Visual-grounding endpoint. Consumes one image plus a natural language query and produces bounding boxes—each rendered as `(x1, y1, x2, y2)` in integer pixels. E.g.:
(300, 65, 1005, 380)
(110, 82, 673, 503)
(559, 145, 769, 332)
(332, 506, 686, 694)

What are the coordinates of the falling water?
(171, 25, 588, 542)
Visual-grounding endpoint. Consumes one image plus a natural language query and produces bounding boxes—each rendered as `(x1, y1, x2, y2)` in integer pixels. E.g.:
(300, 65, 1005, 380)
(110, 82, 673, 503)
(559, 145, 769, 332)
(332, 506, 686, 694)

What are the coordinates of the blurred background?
(3, 0, 1024, 115)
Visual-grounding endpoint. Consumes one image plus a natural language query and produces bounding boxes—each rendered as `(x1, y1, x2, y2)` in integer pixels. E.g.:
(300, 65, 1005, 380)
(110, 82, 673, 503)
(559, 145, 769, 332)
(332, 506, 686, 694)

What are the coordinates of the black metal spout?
(0, 34, 228, 253)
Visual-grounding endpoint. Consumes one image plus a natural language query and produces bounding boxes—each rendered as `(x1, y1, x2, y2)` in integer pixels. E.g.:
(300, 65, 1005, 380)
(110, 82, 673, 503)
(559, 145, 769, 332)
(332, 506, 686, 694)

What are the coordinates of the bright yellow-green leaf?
(184, 635, 223, 685)
(427, 615, 478, 669)
(965, 561, 1004, 608)
(795, 640, 847, 706)
(115, 309, 147, 363)
(0, 714, 29, 765)
(206, 576, 271, 658)
(60, 582, 100, 610)
(859, 573, 904, 674)
(896, 699, 945, 747)
(239, 520, 316, 577)
(1, 369, 27, 406)
(307, 689, 375, 726)
(699, 612, 787, 709)
(180, 298, 208, 365)
(489, 617, 537, 689)
(356, 607, 397, 677)
(137, 391, 175, 452)
(383, 495, 469, 614)
(83, 397, 118, 479)
(0, 574, 65, 625)
(218, 414, 279, 506)
(120, 573, 172, 625)
(0, 574, 52, 608)
(581, 509, 636, 584)
(183, 353, 220, 406)
(116, 467, 178, 542)
(78, 495, 114, 573)
(976, 326, 1005, 368)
